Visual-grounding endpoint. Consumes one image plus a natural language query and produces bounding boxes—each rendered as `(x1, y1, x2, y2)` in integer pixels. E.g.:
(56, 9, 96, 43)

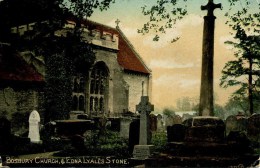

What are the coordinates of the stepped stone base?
(133, 145, 154, 160)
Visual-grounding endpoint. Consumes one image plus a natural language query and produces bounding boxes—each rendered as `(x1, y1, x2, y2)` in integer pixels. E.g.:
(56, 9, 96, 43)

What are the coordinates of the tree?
(220, 8, 260, 115)
(138, 0, 259, 42)
(0, 0, 115, 121)
(162, 108, 175, 117)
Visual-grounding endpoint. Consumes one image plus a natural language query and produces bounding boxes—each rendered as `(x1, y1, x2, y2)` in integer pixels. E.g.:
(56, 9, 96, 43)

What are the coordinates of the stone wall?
(91, 49, 129, 115)
(0, 86, 44, 133)
(123, 73, 151, 112)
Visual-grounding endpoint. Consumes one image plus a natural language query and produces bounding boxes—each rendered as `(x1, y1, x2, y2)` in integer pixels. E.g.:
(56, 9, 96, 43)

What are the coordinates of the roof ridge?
(116, 27, 152, 73)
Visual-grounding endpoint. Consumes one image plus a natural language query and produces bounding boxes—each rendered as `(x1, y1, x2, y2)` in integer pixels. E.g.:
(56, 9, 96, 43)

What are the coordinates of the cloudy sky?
(90, 0, 259, 111)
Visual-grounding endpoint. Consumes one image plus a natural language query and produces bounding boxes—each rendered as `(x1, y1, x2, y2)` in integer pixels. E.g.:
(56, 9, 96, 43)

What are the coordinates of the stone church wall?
(123, 73, 151, 112)
(94, 49, 129, 116)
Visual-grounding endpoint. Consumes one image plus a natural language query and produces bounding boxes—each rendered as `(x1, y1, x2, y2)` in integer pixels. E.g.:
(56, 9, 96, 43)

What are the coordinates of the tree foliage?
(138, 0, 259, 42)
(220, 5, 260, 115)
(162, 108, 175, 116)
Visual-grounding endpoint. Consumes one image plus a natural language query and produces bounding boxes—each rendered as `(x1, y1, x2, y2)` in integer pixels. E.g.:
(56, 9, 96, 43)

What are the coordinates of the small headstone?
(149, 114, 157, 132)
(120, 118, 132, 138)
(157, 114, 164, 132)
(28, 110, 41, 143)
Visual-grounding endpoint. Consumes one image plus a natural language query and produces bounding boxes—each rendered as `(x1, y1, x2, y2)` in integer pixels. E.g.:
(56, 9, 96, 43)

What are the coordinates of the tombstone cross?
(199, 0, 222, 116)
(136, 96, 154, 145)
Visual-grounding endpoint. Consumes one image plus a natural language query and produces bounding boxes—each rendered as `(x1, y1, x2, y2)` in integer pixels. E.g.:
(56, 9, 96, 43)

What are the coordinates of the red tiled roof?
(83, 20, 151, 75)
(0, 48, 44, 82)
(0, 19, 150, 83)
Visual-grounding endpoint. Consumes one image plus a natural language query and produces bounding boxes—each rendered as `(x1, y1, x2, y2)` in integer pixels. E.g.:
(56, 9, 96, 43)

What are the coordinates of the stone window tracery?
(89, 62, 108, 115)
(72, 75, 85, 112)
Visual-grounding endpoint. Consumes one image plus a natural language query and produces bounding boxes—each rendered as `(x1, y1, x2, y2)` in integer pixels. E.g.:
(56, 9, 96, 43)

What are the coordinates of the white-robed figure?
(28, 110, 41, 143)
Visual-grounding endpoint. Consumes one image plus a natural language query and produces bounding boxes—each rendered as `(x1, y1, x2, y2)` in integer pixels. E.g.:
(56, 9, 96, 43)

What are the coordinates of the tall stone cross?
(136, 96, 154, 145)
(199, 0, 221, 116)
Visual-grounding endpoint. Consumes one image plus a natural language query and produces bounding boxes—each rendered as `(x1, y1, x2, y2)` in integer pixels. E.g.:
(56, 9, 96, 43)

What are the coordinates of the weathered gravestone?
(133, 96, 154, 160)
(156, 114, 164, 132)
(247, 114, 260, 141)
(225, 114, 247, 136)
(120, 117, 132, 138)
(28, 110, 41, 143)
(149, 114, 157, 132)
(0, 117, 12, 154)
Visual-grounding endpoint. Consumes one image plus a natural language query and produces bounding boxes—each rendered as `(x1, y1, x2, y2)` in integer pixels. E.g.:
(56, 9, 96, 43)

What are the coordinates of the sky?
(89, 0, 259, 111)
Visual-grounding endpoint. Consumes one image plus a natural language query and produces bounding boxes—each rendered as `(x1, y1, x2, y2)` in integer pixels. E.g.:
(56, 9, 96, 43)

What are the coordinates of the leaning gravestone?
(133, 96, 154, 160)
(28, 110, 41, 143)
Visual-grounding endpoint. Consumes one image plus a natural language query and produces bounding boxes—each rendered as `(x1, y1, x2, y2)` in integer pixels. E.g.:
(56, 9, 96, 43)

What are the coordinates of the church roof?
(0, 19, 151, 83)
(0, 45, 44, 82)
(83, 20, 151, 75)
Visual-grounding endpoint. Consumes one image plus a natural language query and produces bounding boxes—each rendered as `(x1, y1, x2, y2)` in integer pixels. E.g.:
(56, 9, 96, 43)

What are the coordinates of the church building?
(0, 20, 152, 121)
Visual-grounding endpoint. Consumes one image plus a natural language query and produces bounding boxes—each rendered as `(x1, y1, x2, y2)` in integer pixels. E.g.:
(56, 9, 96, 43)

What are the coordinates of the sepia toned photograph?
(0, 0, 259, 167)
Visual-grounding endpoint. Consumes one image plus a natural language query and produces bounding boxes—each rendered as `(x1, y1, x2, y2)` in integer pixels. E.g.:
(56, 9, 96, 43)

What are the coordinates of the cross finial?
(115, 19, 120, 28)
(201, 0, 222, 17)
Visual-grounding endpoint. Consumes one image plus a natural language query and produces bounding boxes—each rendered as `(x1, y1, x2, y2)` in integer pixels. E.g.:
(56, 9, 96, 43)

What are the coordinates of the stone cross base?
(133, 145, 155, 160)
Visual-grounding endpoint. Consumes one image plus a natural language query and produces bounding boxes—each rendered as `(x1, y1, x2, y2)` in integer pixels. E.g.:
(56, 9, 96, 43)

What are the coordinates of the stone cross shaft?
(136, 96, 154, 145)
(199, 0, 221, 116)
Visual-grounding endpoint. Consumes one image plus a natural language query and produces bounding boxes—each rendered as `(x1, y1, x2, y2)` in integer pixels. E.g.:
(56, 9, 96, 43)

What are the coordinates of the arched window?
(89, 62, 109, 116)
(72, 75, 85, 112)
